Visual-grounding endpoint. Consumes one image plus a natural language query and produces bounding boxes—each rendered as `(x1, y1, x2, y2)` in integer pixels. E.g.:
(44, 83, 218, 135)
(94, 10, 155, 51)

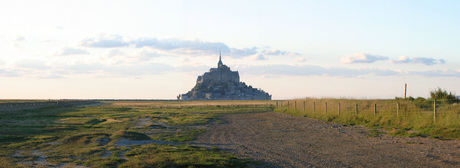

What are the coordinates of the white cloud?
(13, 35, 26, 49)
(80, 34, 130, 48)
(135, 38, 230, 53)
(55, 47, 89, 56)
(15, 36, 25, 42)
(411, 69, 460, 77)
(263, 49, 285, 55)
(14, 60, 50, 70)
(390, 56, 445, 66)
(263, 49, 299, 56)
(98, 49, 129, 65)
(294, 57, 308, 63)
(240, 64, 399, 78)
(136, 48, 161, 61)
(96, 48, 165, 65)
(341, 53, 388, 64)
(79, 34, 296, 59)
(7, 58, 177, 79)
(230, 47, 258, 57)
(245, 54, 266, 61)
(0, 69, 19, 77)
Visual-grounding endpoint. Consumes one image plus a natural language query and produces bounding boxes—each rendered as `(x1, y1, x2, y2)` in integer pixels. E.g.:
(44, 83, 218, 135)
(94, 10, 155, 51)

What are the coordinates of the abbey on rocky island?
(177, 54, 271, 100)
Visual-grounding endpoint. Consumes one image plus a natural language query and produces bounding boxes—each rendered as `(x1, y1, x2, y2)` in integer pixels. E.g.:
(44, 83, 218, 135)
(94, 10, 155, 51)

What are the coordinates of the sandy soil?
(192, 112, 460, 168)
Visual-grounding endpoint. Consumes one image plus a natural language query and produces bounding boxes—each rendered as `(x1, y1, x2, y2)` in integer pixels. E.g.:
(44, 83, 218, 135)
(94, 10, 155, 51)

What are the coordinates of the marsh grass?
(120, 144, 250, 168)
(0, 100, 273, 167)
(276, 98, 460, 140)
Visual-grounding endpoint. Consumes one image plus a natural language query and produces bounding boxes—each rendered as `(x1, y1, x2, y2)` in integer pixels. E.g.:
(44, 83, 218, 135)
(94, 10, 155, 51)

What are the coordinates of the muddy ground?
(192, 112, 460, 168)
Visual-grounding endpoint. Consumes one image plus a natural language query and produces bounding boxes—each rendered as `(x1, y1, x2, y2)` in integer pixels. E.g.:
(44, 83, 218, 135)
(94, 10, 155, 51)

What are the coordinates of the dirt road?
(192, 112, 460, 168)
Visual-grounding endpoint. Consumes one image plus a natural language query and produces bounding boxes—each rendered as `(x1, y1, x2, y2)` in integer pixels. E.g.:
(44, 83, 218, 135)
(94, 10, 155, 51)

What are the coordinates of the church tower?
(218, 52, 223, 68)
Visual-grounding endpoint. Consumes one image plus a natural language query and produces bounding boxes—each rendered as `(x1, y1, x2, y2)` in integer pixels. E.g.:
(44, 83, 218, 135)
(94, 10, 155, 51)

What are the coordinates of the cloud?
(137, 49, 161, 61)
(9, 59, 177, 78)
(80, 34, 130, 48)
(263, 49, 299, 56)
(390, 56, 445, 66)
(15, 60, 50, 70)
(13, 36, 26, 49)
(135, 38, 230, 52)
(230, 47, 258, 57)
(295, 57, 309, 63)
(239, 64, 399, 78)
(341, 53, 389, 64)
(56, 47, 89, 56)
(411, 69, 460, 78)
(245, 54, 266, 61)
(98, 49, 129, 65)
(105, 49, 124, 58)
(80, 34, 304, 59)
(15, 36, 25, 42)
(0, 69, 20, 77)
(263, 49, 284, 55)
(95, 48, 165, 65)
(135, 37, 258, 58)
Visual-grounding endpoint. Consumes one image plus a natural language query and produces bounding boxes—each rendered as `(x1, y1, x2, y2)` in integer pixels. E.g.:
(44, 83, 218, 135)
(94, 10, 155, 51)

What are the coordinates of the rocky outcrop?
(178, 55, 271, 100)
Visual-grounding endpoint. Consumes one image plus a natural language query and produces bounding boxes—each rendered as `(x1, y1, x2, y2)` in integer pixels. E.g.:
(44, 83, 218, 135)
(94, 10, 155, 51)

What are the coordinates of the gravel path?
(192, 112, 460, 168)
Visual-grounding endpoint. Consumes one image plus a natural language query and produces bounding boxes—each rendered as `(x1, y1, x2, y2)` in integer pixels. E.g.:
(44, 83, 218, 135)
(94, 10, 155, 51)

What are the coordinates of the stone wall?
(198, 71, 239, 84)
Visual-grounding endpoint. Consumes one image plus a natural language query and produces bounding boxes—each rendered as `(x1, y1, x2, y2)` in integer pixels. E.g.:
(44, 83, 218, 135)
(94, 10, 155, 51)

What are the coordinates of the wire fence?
(275, 99, 460, 123)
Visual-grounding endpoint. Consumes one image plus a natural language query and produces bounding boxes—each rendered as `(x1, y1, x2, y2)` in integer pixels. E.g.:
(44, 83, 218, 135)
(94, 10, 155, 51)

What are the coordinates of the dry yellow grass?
(275, 98, 460, 140)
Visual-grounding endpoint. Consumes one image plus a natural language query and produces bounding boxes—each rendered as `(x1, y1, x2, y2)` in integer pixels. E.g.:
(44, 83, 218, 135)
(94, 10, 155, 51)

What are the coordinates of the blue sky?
(1, 0, 459, 99)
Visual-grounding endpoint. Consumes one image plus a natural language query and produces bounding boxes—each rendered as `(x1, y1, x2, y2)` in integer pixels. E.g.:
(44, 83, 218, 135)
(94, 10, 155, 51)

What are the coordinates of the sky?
(1, 0, 459, 99)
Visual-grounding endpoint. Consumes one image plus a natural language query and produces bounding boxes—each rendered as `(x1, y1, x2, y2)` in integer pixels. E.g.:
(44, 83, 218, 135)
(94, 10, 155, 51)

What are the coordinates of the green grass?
(0, 100, 274, 167)
(275, 99, 460, 140)
(120, 144, 250, 168)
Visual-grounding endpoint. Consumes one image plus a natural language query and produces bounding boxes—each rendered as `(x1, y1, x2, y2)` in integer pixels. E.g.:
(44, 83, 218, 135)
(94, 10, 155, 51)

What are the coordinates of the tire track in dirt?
(192, 112, 460, 168)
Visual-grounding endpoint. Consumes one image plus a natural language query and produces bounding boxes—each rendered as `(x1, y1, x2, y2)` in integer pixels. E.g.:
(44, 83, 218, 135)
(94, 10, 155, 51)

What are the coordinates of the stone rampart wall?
(202, 71, 239, 84)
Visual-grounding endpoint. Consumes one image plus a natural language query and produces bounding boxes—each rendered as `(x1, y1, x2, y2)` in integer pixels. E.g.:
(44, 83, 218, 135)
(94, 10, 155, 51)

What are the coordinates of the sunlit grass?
(275, 98, 460, 140)
(120, 144, 252, 168)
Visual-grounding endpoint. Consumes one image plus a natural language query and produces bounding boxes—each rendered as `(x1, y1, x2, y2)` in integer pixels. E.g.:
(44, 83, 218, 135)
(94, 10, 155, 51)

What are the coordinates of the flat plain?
(0, 100, 272, 167)
(0, 100, 458, 167)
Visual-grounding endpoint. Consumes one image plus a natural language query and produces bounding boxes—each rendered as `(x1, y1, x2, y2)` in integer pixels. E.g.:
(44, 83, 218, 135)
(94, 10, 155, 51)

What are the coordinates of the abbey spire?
(218, 52, 223, 67)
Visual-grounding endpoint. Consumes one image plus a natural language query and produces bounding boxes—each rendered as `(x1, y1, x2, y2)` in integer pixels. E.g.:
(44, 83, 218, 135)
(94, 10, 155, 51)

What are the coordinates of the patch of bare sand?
(192, 112, 460, 168)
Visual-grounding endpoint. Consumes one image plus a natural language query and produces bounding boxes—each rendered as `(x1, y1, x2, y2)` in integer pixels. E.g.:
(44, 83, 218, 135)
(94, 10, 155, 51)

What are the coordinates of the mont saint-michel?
(178, 54, 271, 100)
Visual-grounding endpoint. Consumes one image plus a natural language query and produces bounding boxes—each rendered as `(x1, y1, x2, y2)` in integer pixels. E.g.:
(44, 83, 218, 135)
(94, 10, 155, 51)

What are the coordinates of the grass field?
(0, 100, 274, 167)
(275, 98, 460, 140)
(2, 98, 458, 167)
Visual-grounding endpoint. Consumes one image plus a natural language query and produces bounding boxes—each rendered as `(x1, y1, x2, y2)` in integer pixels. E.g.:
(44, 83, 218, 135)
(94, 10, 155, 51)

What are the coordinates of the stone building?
(178, 54, 271, 100)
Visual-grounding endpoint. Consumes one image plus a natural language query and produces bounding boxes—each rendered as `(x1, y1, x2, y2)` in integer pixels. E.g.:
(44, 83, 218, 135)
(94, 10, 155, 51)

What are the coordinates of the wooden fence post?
(313, 102, 316, 113)
(294, 101, 297, 111)
(433, 99, 437, 122)
(374, 104, 377, 118)
(288, 101, 290, 109)
(355, 104, 359, 115)
(397, 102, 400, 118)
(303, 101, 306, 112)
(325, 102, 328, 114)
(338, 103, 341, 115)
